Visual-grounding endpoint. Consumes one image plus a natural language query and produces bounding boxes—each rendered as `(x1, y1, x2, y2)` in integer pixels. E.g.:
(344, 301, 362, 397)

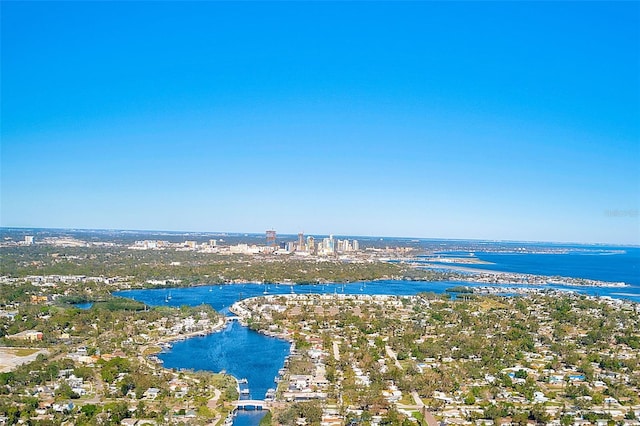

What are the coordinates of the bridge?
(232, 400, 268, 410)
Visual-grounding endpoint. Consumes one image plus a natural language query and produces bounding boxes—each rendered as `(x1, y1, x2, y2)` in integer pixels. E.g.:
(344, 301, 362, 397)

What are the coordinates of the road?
(385, 345, 403, 370)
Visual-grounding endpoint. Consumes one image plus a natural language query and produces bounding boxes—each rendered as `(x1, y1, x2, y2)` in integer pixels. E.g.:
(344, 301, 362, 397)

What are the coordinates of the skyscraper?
(266, 230, 277, 247)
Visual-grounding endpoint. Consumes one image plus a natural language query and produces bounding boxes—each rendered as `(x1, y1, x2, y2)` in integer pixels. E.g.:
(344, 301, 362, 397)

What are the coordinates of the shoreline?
(412, 262, 630, 288)
(150, 316, 228, 350)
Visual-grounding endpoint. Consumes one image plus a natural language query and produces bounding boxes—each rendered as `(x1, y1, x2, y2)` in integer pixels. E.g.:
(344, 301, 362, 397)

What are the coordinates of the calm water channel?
(159, 320, 291, 400)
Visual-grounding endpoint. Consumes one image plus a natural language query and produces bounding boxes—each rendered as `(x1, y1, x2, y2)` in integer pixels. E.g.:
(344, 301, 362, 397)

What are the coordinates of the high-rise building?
(298, 232, 305, 251)
(24, 236, 34, 245)
(353, 240, 359, 251)
(266, 230, 277, 247)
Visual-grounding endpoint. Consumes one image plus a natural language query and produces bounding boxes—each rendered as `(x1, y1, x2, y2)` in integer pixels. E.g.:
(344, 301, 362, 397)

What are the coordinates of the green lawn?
(11, 348, 39, 357)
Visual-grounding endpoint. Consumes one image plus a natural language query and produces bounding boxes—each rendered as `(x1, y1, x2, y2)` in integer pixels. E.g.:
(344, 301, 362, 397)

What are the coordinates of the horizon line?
(1, 226, 638, 248)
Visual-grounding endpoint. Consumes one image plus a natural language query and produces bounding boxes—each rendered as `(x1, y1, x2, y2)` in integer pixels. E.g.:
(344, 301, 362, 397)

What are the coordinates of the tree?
(105, 401, 129, 423)
(560, 414, 574, 426)
(80, 404, 100, 418)
(56, 382, 79, 399)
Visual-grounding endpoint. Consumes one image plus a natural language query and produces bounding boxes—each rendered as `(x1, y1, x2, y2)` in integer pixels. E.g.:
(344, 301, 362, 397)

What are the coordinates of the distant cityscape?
(130, 230, 360, 256)
(9, 231, 362, 257)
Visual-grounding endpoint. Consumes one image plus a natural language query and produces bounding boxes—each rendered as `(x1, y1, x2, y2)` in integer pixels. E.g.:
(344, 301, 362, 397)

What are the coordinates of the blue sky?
(2, 1, 639, 244)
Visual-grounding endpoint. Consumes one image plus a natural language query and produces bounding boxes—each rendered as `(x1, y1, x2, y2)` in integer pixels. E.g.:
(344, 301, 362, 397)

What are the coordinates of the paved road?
(385, 345, 403, 370)
(411, 391, 424, 406)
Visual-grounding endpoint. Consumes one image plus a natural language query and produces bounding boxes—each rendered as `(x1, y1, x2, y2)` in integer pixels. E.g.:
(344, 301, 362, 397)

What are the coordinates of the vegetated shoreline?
(125, 272, 629, 292)
(119, 270, 631, 292)
(418, 264, 630, 288)
(155, 317, 228, 347)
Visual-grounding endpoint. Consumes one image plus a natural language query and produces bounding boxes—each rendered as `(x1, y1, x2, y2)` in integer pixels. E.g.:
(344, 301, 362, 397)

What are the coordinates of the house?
(30, 295, 49, 304)
(53, 402, 74, 413)
(143, 388, 161, 400)
(7, 330, 43, 341)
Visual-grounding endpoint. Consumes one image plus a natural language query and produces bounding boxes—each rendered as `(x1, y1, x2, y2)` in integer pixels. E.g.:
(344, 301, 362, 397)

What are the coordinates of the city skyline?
(2, 1, 639, 245)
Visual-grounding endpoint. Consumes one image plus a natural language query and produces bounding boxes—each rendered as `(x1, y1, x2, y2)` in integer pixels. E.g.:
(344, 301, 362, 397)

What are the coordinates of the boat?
(240, 389, 250, 395)
(265, 388, 276, 400)
(238, 378, 248, 384)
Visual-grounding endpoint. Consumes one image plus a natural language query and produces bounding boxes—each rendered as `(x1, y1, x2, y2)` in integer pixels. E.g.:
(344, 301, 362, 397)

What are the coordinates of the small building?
(7, 330, 43, 341)
(143, 388, 161, 400)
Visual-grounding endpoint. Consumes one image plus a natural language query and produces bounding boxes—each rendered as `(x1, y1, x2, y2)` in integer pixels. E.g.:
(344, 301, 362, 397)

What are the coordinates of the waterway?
(116, 277, 640, 310)
(115, 252, 640, 425)
(159, 320, 290, 401)
(428, 246, 640, 286)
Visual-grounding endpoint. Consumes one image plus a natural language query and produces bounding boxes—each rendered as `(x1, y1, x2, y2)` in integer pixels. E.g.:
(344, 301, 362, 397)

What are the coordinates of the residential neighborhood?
(232, 293, 640, 426)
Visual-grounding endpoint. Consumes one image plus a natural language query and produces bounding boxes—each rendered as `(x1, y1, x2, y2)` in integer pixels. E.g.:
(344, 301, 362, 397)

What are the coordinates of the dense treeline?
(0, 246, 454, 285)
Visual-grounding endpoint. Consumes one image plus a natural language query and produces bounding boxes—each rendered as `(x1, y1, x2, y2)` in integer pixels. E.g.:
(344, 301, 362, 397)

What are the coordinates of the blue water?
(159, 321, 290, 400)
(114, 249, 640, 425)
(115, 280, 470, 313)
(116, 276, 640, 310)
(74, 302, 93, 310)
(472, 248, 640, 287)
(428, 246, 639, 285)
(233, 410, 267, 426)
